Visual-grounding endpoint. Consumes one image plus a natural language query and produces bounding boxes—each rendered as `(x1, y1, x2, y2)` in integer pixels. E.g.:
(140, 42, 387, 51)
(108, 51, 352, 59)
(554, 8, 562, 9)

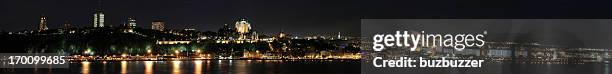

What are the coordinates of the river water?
(1, 60, 360, 74)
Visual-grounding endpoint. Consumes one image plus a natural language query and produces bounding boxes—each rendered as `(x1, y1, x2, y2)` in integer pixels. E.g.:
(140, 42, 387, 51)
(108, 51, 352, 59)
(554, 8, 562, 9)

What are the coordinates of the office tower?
(128, 17, 136, 27)
(93, 10, 104, 27)
(93, 0, 104, 27)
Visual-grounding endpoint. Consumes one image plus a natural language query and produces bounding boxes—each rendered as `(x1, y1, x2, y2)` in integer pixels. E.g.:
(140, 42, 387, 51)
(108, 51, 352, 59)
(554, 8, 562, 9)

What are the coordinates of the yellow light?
(147, 50, 152, 53)
(175, 50, 179, 54)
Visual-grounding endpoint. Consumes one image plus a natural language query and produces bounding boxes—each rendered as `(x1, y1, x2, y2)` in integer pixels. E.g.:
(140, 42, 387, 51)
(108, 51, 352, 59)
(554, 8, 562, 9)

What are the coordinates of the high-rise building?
(93, 0, 104, 28)
(93, 10, 104, 27)
(38, 16, 48, 31)
(337, 32, 341, 39)
(128, 17, 136, 27)
(152, 20, 165, 31)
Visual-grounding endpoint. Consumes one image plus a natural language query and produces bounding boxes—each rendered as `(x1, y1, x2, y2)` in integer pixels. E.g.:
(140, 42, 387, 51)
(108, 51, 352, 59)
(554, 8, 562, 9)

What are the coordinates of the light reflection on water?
(145, 61, 153, 74)
(235, 60, 247, 74)
(606, 64, 609, 74)
(121, 61, 127, 74)
(0, 60, 360, 74)
(23, 60, 609, 74)
(81, 61, 90, 74)
(194, 60, 202, 74)
(101, 61, 107, 74)
(71, 60, 359, 74)
(172, 61, 181, 74)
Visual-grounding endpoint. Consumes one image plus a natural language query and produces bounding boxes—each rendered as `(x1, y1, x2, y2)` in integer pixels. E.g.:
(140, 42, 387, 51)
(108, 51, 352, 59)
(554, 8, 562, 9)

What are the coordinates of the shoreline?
(68, 59, 361, 62)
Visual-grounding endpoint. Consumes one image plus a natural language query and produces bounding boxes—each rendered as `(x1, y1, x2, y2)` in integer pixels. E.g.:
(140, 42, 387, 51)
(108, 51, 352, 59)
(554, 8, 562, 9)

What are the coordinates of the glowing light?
(172, 61, 182, 74)
(81, 61, 90, 74)
(235, 19, 251, 34)
(145, 61, 154, 74)
(194, 60, 202, 74)
(121, 61, 127, 74)
(121, 54, 127, 57)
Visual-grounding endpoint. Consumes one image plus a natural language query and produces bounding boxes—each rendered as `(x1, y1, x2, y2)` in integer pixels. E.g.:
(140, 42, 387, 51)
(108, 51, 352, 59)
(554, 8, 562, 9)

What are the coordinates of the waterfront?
(1, 60, 360, 74)
(1, 60, 608, 74)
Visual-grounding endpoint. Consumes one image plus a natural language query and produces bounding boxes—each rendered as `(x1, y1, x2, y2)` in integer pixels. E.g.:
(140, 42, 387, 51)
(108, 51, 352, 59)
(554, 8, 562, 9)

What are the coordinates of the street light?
(147, 49, 152, 56)
(84, 49, 93, 55)
(175, 50, 180, 57)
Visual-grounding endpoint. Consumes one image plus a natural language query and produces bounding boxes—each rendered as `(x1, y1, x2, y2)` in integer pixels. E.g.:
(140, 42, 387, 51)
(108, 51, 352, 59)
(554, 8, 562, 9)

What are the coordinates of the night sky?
(2, 0, 612, 37)
(0, 0, 360, 36)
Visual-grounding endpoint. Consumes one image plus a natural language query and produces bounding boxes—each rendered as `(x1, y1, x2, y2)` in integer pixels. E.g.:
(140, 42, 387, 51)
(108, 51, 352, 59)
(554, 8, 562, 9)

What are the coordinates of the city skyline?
(2, 0, 612, 74)
(0, 0, 360, 37)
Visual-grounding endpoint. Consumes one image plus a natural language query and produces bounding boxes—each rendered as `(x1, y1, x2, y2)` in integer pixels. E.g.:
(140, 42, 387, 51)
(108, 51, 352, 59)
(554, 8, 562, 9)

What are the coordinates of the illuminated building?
(38, 15, 48, 31)
(128, 17, 136, 27)
(251, 31, 259, 40)
(235, 19, 251, 39)
(93, 9, 104, 27)
(278, 31, 286, 38)
(152, 20, 165, 31)
(235, 19, 251, 34)
(151, 20, 164, 31)
(157, 40, 191, 44)
(93, 0, 104, 28)
(337, 32, 341, 39)
(121, 17, 136, 33)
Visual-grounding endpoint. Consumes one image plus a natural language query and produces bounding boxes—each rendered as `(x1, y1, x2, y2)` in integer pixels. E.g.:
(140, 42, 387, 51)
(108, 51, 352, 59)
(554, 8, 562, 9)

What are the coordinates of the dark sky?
(2, 0, 612, 37)
(0, 0, 360, 36)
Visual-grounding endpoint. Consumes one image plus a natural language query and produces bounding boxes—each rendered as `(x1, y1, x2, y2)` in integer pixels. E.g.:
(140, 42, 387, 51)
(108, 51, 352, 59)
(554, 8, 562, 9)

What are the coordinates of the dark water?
(3, 60, 609, 74)
(362, 62, 611, 74)
(1, 60, 360, 74)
